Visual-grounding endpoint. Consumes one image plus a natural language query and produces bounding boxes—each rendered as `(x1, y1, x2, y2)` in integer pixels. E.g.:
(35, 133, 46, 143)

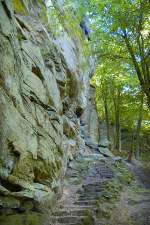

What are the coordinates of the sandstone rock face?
(81, 85, 100, 146)
(99, 121, 110, 147)
(0, 0, 97, 212)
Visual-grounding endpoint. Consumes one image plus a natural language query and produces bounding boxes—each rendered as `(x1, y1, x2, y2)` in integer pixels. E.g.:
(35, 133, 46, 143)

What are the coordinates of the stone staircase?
(47, 155, 114, 225)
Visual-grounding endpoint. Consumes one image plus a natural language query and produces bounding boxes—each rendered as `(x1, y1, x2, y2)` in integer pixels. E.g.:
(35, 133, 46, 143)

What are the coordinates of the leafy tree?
(89, 0, 150, 108)
(91, 58, 150, 155)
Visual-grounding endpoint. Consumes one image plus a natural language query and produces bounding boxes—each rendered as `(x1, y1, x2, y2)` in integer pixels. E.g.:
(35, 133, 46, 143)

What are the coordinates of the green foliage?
(131, 182, 150, 193)
(96, 203, 112, 218)
(91, 55, 150, 131)
(87, 0, 150, 152)
(0, 212, 45, 225)
(12, 0, 28, 15)
(37, 1, 90, 57)
(91, 54, 150, 154)
(141, 152, 150, 161)
(77, 211, 95, 225)
(37, 2, 62, 35)
(101, 180, 122, 201)
(95, 161, 134, 221)
(90, 0, 150, 105)
(113, 162, 133, 184)
(98, 162, 132, 204)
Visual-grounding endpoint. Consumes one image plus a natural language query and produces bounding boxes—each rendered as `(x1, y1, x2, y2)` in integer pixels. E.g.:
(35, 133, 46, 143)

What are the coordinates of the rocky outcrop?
(0, 0, 97, 213)
(81, 85, 100, 146)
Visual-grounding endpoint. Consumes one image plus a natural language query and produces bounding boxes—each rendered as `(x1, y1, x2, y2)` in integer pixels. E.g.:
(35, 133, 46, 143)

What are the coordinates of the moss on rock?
(12, 0, 28, 15)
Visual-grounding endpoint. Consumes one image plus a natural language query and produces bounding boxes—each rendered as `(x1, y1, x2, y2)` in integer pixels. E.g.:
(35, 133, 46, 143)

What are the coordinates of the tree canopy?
(89, 0, 150, 106)
(73, 0, 150, 155)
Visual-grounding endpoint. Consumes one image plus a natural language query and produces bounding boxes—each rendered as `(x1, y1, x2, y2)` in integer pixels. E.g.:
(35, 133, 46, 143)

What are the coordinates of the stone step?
(82, 185, 103, 190)
(82, 183, 105, 188)
(82, 182, 105, 187)
(49, 223, 79, 225)
(77, 191, 102, 198)
(64, 205, 94, 210)
(79, 193, 101, 199)
(74, 200, 97, 206)
(78, 196, 98, 201)
(61, 224, 78, 225)
(83, 185, 104, 190)
(48, 159, 115, 225)
(82, 189, 104, 194)
(54, 224, 77, 225)
(53, 208, 89, 217)
(49, 215, 85, 224)
(82, 185, 104, 190)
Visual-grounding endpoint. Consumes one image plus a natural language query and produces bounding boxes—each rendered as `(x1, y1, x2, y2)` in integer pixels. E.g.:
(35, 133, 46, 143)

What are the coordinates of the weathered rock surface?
(99, 121, 110, 148)
(81, 85, 100, 147)
(0, 0, 98, 212)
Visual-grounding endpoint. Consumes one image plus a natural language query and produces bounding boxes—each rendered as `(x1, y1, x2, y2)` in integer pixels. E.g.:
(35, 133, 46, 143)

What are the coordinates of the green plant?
(100, 180, 122, 202)
(77, 211, 95, 225)
(113, 162, 133, 184)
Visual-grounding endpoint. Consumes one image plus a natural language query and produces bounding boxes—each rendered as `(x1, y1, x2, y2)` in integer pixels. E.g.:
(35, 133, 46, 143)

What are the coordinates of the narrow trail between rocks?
(48, 154, 114, 225)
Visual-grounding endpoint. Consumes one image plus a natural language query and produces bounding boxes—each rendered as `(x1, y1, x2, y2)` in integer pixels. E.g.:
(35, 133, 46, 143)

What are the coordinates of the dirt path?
(109, 160, 150, 225)
(127, 160, 150, 189)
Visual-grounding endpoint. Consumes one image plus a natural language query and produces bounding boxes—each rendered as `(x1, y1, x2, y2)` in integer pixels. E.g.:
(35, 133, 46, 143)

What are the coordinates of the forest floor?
(108, 160, 150, 225)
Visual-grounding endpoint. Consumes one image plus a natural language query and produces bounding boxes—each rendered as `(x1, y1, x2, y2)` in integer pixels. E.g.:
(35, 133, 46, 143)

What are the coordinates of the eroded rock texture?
(81, 85, 100, 146)
(0, 0, 98, 212)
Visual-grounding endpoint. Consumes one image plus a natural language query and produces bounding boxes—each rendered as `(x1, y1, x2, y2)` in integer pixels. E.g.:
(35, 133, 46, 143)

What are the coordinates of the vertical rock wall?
(81, 85, 100, 146)
(0, 0, 99, 212)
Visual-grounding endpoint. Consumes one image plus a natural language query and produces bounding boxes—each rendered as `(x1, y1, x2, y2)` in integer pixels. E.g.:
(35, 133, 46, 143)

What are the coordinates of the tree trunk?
(135, 94, 144, 160)
(144, 86, 150, 109)
(103, 94, 110, 144)
(128, 131, 135, 163)
(115, 108, 121, 152)
(113, 88, 121, 152)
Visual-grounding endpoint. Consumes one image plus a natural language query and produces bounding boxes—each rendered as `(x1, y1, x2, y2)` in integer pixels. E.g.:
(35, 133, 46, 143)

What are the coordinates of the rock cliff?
(0, 0, 99, 212)
(81, 85, 100, 146)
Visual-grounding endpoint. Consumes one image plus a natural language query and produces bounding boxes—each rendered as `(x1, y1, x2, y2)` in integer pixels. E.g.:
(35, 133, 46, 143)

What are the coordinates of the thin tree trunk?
(113, 89, 121, 152)
(115, 108, 121, 152)
(128, 131, 135, 162)
(103, 94, 111, 150)
(135, 117, 142, 160)
(135, 94, 144, 160)
(103, 95, 110, 143)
